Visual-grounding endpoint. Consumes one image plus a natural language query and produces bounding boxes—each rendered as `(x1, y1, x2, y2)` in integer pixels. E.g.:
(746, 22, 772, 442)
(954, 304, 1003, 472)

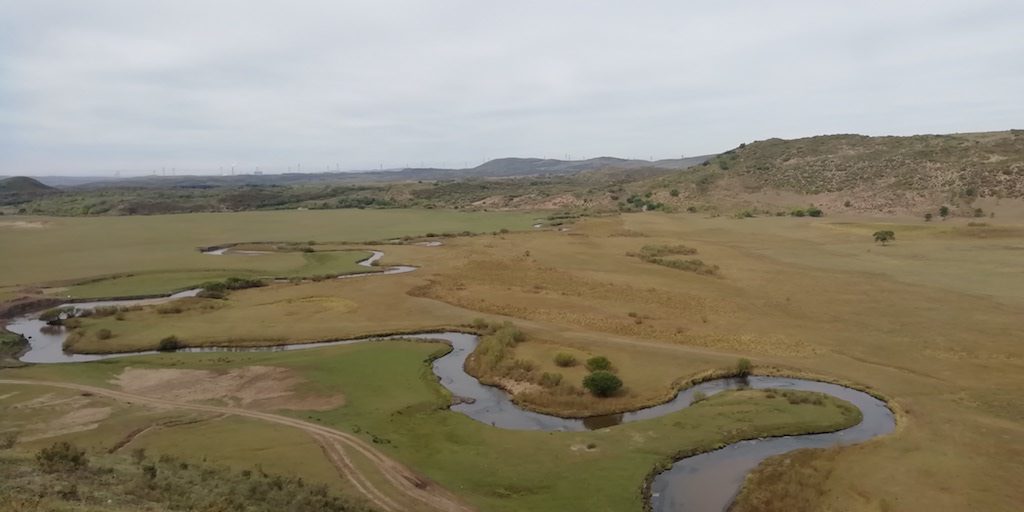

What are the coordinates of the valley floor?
(2, 210, 1022, 511)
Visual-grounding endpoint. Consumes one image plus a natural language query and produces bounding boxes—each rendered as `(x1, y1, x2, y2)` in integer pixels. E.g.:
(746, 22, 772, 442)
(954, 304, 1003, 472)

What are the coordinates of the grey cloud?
(1, 0, 1022, 174)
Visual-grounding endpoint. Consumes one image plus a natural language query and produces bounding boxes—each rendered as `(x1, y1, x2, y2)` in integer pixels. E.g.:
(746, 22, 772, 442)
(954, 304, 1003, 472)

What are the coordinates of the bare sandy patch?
(0, 221, 47, 229)
(22, 406, 113, 442)
(11, 392, 91, 410)
(112, 366, 345, 411)
(496, 378, 544, 396)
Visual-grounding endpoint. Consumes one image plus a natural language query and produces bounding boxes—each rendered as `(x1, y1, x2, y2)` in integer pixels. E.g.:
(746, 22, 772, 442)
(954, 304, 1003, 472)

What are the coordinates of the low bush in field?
(554, 353, 577, 367)
(158, 336, 182, 351)
(585, 356, 612, 372)
(583, 371, 623, 397)
(539, 372, 563, 388)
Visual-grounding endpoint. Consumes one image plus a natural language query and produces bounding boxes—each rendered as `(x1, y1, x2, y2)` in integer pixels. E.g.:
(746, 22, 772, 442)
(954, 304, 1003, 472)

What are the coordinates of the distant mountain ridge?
(20, 155, 714, 189)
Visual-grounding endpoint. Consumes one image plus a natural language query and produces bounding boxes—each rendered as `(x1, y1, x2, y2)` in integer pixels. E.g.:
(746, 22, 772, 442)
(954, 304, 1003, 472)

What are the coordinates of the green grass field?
(63, 250, 373, 298)
(0, 209, 537, 295)
(0, 340, 859, 512)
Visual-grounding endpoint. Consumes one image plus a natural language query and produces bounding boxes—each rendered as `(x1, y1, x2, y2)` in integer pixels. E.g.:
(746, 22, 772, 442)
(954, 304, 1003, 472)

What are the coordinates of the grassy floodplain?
(0, 209, 538, 297)
(0, 340, 860, 512)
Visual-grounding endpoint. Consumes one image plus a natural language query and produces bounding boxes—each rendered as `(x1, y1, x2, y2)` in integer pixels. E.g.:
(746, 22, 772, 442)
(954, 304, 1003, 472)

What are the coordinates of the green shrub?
(158, 336, 182, 352)
(539, 372, 563, 388)
(873, 230, 895, 245)
(554, 353, 577, 367)
(736, 358, 752, 377)
(95, 329, 112, 340)
(806, 206, 823, 217)
(36, 442, 88, 473)
(585, 356, 612, 372)
(583, 371, 623, 397)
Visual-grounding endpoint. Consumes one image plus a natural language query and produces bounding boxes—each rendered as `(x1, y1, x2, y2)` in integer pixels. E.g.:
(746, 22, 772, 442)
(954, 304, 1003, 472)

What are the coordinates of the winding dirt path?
(0, 378, 473, 512)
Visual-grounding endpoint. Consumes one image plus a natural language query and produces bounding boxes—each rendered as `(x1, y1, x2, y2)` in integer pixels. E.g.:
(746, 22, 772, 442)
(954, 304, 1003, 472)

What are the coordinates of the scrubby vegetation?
(628, 244, 720, 276)
(35, 441, 89, 473)
(736, 358, 752, 377)
(553, 353, 577, 367)
(1, 446, 371, 511)
(158, 335, 183, 351)
(585, 356, 613, 372)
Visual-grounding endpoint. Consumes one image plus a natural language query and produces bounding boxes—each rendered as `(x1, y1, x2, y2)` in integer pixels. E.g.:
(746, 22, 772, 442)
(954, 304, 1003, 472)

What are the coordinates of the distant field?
(64, 250, 373, 298)
(0, 209, 538, 292)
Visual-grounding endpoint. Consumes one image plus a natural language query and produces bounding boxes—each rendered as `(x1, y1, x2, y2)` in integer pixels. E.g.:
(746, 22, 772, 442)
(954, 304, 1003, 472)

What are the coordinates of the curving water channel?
(4, 269, 894, 512)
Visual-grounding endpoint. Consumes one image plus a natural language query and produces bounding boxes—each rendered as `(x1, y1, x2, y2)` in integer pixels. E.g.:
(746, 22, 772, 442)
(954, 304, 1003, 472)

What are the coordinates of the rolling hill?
(625, 130, 1024, 215)
(0, 176, 61, 205)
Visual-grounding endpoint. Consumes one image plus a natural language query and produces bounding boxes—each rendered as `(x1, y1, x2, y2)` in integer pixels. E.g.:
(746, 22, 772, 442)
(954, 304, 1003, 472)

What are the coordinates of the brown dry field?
(9, 211, 1024, 510)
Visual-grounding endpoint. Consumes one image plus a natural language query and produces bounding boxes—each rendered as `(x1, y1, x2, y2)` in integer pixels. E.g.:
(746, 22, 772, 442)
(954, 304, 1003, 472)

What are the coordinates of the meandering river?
(4, 255, 895, 512)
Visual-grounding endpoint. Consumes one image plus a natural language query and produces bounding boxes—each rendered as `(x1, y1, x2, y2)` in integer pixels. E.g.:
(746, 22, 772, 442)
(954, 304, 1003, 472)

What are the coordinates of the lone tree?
(939, 206, 950, 219)
(583, 371, 623, 397)
(873, 230, 896, 246)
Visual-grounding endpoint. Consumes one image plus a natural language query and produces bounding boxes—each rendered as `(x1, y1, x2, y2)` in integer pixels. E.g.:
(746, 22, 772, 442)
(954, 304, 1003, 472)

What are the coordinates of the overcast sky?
(1, 1, 1022, 175)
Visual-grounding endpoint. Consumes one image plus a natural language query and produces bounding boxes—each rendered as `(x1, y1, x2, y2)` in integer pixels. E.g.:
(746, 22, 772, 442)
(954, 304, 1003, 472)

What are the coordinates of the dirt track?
(0, 378, 474, 512)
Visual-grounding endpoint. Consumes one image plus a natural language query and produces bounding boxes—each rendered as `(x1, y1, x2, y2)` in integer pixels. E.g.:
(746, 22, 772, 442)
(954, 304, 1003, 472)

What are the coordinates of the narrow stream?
(4, 285, 894, 512)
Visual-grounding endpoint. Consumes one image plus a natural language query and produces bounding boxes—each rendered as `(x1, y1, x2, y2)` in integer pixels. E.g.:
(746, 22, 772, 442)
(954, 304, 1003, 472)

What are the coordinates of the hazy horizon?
(3, 1, 1022, 176)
